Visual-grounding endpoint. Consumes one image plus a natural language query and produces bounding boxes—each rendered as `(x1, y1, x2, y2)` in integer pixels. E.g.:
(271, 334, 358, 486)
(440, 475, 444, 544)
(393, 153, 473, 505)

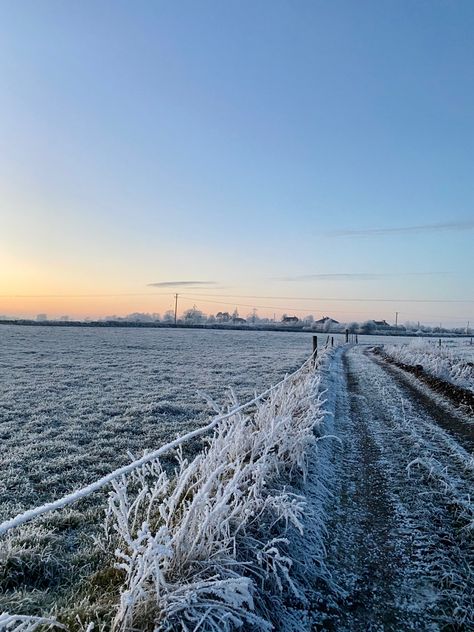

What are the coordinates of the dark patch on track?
(369, 349, 474, 453)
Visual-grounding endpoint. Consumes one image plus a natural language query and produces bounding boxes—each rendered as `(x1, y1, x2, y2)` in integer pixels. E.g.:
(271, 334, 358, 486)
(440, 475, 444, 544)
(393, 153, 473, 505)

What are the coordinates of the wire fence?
(0, 351, 319, 537)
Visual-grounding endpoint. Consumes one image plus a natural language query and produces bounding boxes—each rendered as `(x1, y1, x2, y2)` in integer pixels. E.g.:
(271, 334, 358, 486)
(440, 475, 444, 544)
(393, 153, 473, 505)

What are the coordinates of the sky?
(0, 0, 473, 326)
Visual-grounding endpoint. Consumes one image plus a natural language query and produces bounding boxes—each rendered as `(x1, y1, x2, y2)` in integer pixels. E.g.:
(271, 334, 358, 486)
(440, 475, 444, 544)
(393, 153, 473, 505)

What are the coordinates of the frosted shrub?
(105, 359, 327, 631)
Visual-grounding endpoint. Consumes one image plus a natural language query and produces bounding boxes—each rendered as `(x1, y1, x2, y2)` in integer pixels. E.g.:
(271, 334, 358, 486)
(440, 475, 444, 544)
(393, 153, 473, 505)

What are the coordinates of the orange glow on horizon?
(1, 292, 464, 327)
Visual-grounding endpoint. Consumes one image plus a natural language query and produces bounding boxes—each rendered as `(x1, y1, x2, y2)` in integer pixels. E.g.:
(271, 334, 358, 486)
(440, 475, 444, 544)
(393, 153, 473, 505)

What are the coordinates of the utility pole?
(395, 311, 399, 328)
(174, 293, 179, 326)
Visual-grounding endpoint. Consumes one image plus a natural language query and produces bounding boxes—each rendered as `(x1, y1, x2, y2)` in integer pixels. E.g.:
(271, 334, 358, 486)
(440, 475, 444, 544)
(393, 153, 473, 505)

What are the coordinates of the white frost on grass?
(0, 613, 66, 630)
(383, 340, 474, 393)
(103, 353, 330, 631)
(2, 344, 337, 630)
(0, 326, 318, 618)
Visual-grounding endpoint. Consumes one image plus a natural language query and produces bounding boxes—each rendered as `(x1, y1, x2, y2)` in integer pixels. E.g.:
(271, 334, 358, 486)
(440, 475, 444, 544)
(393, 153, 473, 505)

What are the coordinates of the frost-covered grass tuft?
(104, 357, 327, 631)
(0, 613, 67, 630)
(383, 340, 474, 393)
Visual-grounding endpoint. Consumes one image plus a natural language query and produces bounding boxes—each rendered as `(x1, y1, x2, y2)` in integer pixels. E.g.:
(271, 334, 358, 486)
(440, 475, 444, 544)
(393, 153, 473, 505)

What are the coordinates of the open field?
(0, 326, 333, 626)
(1, 325, 473, 629)
(0, 325, 317, 521)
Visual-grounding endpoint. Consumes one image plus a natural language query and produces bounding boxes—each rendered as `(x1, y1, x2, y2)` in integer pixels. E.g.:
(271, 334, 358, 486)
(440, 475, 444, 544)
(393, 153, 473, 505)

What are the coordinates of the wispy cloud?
(148, 280, 218, 288)
(281, 272, 448, 282)
(329, 220, 474, 237)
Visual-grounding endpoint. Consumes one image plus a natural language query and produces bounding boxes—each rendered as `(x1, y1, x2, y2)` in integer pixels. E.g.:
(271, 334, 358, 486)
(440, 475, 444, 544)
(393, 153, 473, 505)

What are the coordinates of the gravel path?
(313, 345, 474, 631)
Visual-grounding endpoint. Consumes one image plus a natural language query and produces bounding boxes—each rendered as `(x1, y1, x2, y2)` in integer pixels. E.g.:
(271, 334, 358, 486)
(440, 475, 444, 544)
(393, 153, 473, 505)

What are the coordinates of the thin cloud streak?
(279, 272, 448, 282)
(329, 220, 474, 237)
(148, 281, 218, 288)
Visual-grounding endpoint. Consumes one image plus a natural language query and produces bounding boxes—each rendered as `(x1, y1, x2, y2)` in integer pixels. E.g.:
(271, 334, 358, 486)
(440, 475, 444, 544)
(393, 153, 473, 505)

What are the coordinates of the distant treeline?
(0, 319, 471, 337)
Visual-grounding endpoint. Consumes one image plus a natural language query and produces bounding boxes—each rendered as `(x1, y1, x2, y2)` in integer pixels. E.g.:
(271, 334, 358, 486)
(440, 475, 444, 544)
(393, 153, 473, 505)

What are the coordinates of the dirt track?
(313, 346, 474, 631)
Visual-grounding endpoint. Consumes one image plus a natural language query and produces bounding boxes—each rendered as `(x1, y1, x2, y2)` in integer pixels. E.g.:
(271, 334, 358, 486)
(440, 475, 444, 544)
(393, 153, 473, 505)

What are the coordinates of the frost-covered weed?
(0, 613, 66, 630)
(103, 358, 327, 631)
(383, 340, 474, 392)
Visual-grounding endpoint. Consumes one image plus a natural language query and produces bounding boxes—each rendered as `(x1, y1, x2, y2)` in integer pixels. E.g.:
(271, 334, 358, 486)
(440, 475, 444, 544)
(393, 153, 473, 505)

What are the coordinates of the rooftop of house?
(314, 316, 340, 324)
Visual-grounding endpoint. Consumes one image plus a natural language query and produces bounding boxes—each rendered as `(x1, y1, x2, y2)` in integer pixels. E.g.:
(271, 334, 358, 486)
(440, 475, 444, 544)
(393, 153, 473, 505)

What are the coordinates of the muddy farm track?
(313, 346, 474, 632)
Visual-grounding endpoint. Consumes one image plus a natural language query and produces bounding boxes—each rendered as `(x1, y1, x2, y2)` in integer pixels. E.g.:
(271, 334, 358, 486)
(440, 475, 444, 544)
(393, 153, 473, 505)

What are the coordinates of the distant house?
(313, 316, 340, 331)
(282, 316, 299, 324)
(314, 316, 339, 325)
(232, 317, 247, 324)
(373, 320, 392, 330)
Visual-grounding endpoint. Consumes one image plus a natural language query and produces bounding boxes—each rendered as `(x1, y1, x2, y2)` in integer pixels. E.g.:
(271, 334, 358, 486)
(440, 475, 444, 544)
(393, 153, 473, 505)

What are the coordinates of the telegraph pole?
(174, 293, 179, 326)
(395, 311, 399, 328)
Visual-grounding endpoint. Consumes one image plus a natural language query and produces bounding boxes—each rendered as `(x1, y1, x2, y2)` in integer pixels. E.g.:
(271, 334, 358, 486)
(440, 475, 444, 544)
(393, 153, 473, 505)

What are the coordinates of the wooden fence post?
(331, 336, 334, 347)
(345, 329, 349, 343)
(312, 336, 318, 364)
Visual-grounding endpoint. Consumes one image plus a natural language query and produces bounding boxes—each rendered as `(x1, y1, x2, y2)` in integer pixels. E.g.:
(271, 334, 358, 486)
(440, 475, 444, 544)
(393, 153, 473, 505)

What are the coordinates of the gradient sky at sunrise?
(0, 1, 473, 326)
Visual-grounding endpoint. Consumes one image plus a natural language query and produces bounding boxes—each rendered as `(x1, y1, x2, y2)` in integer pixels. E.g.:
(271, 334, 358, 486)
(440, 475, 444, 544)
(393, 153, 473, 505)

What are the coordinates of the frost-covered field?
(440, 337, 474, 361)
(0, 325, 332, 628)
(0, 324, 471, 626)
(382, 339, 474, 393)
(0, 325, 316, 521)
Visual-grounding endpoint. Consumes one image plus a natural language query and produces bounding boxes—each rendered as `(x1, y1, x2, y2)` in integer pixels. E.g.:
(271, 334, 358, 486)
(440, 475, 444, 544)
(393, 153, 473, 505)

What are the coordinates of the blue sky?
(0, 1, 472, 325)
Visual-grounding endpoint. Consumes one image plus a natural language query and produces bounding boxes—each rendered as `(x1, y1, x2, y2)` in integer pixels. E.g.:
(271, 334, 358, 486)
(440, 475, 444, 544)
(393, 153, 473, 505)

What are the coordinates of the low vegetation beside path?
(380, 340, 474, 394)
(1, 349, 336, 631)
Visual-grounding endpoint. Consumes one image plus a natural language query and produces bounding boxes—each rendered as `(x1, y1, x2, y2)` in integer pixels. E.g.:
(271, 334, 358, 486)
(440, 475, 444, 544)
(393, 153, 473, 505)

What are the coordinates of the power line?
(180, 295, 472, 322)
(0, 292, 472, 303)
(180, 293, 474, 304)
(182, 295, 318, 314)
